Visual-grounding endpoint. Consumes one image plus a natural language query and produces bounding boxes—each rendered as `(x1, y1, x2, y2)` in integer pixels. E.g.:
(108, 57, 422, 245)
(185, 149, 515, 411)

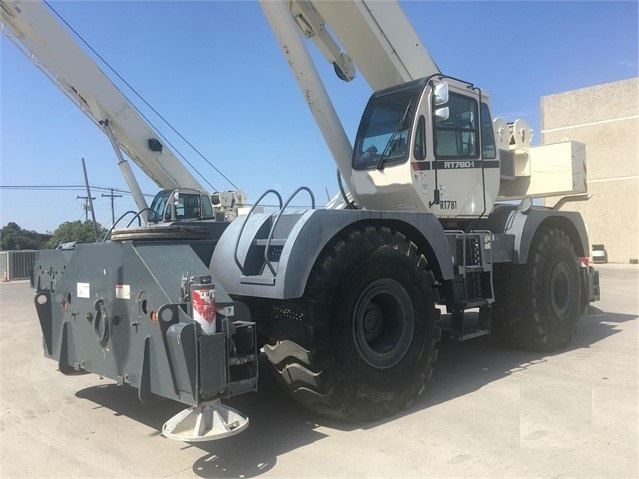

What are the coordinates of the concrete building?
(541, 77, 639, 263)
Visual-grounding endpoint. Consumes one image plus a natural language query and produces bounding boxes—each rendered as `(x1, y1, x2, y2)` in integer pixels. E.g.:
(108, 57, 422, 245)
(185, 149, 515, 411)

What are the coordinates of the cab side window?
(413, 115, 426, 160)
(434, 93, 479, 159)
(480, 102, 497, 159)
(183, 195, 200, 218)
(200, 195, 213, 217)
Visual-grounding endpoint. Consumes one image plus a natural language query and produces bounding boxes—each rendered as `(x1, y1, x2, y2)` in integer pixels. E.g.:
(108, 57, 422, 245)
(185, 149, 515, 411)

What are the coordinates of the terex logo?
(444, 161, 475, 168)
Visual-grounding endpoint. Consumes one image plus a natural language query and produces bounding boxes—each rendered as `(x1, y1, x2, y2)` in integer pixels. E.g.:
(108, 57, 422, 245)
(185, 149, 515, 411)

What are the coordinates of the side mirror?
(434, 106, 449, 121)
(433, 81, 449, 105)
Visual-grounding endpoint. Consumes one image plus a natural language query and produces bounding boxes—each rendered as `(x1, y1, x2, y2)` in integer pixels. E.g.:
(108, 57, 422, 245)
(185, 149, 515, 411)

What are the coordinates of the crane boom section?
(261, 0, 440, 206)
(1, 0, 203, 191)
(304, 0, 440, 90)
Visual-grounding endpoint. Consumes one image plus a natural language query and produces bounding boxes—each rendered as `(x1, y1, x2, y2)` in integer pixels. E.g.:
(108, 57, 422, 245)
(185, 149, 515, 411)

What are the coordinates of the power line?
(1, 184, 88, 190)
(43, 0, 238, 191)
(0, 184, 155, 197)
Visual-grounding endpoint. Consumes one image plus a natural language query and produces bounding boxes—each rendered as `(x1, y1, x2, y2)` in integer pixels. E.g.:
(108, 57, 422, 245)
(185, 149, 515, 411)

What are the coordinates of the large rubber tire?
(492, 227, 582, 351)
(260, 225, 441, 421)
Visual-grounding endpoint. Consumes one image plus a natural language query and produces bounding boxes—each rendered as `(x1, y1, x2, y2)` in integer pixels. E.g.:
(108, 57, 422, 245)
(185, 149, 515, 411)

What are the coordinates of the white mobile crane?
(6, 0, 599, 441)
(1, 0, 245, 225)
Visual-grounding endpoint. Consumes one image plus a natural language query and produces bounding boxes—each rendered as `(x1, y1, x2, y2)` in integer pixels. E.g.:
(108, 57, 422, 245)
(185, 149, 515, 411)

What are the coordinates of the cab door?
(431, 89, 496, 218)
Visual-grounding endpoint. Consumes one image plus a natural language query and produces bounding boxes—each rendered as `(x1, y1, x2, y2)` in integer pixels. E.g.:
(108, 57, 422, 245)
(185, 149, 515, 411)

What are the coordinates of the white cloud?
(619, 60, 638, 69)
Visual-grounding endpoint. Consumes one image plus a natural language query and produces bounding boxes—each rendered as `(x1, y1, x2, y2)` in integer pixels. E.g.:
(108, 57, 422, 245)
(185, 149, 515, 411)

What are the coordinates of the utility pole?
(77, 195, 96, 222)
(81, 158, 99, 241)
(102, 188, 123, 225)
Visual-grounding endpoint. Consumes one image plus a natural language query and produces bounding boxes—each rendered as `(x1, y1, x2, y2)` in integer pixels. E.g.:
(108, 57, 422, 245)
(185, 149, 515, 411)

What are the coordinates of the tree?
(46, 221, 107, 248)
(0, 222, 50, 250)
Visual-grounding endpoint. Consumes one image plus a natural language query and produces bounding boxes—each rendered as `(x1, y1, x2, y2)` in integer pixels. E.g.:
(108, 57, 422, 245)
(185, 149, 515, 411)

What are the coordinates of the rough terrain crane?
(3, 0, 600, 441)
(0, 0, 245, 225)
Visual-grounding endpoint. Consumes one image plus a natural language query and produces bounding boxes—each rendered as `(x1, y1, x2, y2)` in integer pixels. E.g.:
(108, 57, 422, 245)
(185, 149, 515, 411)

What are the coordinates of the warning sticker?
(77, 282, 90, 299)
(115, 284, 130, 299)
(192, 289, 216, 324)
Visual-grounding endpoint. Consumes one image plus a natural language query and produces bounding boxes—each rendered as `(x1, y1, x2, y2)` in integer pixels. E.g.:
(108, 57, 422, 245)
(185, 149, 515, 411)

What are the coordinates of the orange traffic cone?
(2, 271, 8, 282)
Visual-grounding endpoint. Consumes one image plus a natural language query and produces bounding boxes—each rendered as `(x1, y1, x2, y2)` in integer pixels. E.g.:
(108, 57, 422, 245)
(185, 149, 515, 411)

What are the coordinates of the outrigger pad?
(162, 400, 249, 442)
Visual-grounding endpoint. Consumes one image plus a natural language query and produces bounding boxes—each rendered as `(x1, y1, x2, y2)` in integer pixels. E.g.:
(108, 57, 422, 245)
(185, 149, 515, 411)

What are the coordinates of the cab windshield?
(353, 84, 421, 170)
(149, 190, 170, 222)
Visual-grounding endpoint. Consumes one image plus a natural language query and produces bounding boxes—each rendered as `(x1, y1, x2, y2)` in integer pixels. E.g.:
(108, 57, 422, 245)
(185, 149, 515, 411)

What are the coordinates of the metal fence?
(1, 250, 39, 281)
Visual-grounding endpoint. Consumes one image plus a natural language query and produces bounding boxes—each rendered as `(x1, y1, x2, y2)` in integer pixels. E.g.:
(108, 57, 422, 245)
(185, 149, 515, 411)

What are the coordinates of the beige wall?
(541, 78, 639, 263)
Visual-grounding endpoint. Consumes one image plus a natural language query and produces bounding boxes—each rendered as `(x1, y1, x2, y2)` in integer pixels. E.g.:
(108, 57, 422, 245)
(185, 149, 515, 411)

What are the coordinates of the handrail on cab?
(233, 189, 283, 275)
(263, 186, 316, 277)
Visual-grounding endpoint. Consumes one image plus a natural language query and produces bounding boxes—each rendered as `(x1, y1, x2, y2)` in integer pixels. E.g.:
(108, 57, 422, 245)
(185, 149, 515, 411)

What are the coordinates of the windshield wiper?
(376, 98, 414, 171)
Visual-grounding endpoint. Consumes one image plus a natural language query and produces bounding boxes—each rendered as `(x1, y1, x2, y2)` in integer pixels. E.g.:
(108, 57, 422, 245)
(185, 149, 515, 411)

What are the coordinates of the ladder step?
(465, 299, 493, 308)
(254, 239, 286, 247)
(456, 328, 491, 341)
(437, 309, 492, 342)
(437, 322, 491, 342)
(458, 265, 485, 272)
(239, 275, 276, 286)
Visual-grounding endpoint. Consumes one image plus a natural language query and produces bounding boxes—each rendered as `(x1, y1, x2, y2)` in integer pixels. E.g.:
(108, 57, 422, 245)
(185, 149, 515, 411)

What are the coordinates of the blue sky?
(1, 1, 637, 233)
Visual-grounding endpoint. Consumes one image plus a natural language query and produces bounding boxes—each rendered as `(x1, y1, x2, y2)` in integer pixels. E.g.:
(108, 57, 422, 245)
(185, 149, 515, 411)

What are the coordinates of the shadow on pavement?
(76, 353, 326, 478)
(75, 308, 636, 478)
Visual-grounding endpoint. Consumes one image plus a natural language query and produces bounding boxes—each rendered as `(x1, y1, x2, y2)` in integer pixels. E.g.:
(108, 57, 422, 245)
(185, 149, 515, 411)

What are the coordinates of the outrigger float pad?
(162, 400, 249, 442)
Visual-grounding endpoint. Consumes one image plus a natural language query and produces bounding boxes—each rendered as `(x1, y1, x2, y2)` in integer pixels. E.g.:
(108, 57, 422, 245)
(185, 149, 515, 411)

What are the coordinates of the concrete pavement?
(1, 264, 637, 478)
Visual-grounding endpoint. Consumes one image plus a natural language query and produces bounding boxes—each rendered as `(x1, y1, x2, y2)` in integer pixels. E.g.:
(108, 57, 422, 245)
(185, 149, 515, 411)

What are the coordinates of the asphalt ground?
(1, 264, 637, 478)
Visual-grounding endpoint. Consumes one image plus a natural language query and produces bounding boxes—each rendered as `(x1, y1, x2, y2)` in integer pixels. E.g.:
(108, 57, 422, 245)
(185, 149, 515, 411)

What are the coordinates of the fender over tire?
(260, 225, 441, 421)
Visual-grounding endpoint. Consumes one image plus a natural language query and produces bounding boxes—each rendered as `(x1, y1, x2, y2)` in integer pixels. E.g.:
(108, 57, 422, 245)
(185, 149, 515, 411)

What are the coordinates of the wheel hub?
(352, 279, 414, 369)
(362, 303, 384, 341)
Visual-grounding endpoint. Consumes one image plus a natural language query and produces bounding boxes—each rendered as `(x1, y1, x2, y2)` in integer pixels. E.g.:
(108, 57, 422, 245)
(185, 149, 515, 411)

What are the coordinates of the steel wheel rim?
(550, 261, 572, 320)
(352, 279, 414, 369)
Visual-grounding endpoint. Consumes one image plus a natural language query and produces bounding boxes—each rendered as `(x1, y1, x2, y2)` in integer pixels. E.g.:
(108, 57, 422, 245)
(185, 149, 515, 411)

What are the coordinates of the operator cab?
(149, 188, 214, 222)
(350, 76, 500, 219)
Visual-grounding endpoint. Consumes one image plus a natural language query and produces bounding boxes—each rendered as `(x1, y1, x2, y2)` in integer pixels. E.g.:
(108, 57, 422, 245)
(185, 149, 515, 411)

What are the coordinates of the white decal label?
(77, 282, 90, 298)
(115, 284, 130, 299)
(217, 306, 235, 317)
